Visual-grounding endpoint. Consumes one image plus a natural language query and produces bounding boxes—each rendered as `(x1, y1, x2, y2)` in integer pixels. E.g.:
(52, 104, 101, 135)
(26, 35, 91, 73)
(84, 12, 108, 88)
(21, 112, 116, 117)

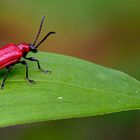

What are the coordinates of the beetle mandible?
(0, 16, 55, 89)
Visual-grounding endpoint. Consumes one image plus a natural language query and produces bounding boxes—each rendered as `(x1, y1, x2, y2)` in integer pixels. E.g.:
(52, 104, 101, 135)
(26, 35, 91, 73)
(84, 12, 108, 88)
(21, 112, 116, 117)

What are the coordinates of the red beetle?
(0, 16, 55, 89)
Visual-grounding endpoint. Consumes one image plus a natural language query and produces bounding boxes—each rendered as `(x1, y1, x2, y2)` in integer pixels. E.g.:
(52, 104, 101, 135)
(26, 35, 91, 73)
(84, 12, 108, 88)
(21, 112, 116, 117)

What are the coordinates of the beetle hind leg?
(1, 66, 13, 90)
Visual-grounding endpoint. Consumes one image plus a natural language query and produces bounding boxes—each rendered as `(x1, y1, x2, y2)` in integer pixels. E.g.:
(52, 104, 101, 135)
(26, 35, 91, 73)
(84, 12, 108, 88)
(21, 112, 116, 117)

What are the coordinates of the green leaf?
(0, 52, 140, 127)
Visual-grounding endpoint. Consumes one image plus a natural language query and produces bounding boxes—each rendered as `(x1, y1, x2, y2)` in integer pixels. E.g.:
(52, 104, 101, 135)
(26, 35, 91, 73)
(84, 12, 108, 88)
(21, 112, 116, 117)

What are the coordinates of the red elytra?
(0, 16, 55, 89)
(0, 43, 28, 69)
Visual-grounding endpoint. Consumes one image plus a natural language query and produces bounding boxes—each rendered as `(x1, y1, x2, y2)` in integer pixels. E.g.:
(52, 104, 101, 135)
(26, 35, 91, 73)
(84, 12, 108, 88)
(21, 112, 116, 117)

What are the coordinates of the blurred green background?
(0, 0, 140, 140)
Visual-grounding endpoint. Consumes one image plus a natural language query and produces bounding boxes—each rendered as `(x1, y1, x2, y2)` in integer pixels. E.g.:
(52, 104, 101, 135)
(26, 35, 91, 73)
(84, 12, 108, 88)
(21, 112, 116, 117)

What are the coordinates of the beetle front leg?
(19, 61, 35, 83)
(24, 57, 51, 73)
(1, 66, 13, 89)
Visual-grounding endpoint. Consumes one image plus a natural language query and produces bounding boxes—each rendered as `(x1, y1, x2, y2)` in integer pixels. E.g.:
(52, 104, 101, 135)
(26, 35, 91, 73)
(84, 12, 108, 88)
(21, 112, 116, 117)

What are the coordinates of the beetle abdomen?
(0, 44, 23, 69)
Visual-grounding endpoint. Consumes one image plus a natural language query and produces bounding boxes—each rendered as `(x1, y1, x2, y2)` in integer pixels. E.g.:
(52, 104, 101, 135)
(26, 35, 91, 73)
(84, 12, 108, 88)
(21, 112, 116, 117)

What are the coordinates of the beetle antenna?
(35, 31, 55, 48)
(32, 16, 45, 46)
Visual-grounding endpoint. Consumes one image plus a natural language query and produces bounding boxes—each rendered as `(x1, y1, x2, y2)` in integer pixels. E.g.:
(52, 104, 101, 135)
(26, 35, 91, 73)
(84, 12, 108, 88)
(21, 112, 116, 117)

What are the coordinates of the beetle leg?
(19, 61, 35, 84)
(24, 57, 51, 73)
(1, 66, 13, 89)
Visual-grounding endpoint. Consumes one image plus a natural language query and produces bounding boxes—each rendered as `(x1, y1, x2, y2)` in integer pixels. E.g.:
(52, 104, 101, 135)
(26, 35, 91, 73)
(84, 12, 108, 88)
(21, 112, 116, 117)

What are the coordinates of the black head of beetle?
(29, 44, 38, 53)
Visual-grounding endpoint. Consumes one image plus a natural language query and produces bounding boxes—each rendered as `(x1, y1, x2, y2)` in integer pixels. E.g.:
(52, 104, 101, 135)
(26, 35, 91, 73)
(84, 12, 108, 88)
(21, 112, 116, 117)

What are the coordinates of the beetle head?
(29, 44, 38, 53)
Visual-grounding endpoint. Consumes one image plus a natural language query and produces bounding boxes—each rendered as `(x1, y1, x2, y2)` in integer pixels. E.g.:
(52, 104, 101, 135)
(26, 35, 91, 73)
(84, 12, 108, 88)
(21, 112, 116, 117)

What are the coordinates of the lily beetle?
(0, 16, 55, 89)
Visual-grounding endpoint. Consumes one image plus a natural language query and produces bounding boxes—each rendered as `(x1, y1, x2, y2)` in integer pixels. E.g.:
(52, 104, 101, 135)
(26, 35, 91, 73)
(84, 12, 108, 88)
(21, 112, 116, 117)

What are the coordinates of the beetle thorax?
(17, 43, 30, 54)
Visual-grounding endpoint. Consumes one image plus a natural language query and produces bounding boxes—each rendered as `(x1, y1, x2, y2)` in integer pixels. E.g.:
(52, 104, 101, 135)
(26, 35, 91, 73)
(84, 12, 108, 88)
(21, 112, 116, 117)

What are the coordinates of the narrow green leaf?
(0, 52, 140, 127)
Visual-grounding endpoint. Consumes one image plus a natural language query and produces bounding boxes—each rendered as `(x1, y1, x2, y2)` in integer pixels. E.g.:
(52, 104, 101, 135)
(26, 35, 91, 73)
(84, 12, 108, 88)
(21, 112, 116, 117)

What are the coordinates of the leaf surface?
(0, 52, 140, 127)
